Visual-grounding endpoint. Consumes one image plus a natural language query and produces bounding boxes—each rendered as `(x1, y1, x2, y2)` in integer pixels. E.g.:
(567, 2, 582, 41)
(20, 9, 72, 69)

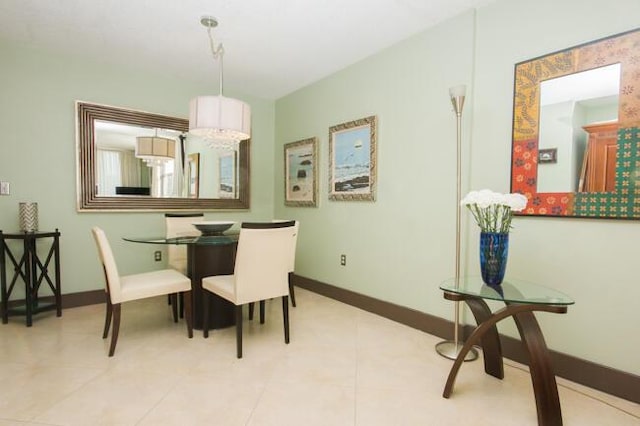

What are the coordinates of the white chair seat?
(202, 274, 235, 304)
(119, 269, 191, 303)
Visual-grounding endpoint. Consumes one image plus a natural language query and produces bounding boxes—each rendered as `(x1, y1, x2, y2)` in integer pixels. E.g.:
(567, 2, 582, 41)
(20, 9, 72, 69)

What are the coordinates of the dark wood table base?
(442, 292, 567, 426)
(187, 243, 236, 330)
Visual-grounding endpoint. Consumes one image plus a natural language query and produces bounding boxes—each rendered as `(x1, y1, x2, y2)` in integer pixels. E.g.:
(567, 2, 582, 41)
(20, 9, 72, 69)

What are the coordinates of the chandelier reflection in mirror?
(189, 16, 251, 151)
(135, 130, 176, 167)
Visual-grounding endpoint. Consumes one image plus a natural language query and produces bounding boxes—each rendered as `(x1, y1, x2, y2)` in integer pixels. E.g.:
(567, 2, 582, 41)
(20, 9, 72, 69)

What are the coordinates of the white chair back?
(233, 221, 296, 304)
(165, 213, 203, 274)
(288, 221, 299, 273)
(91, 227, 122, 303)
(273, 219, 299, 273)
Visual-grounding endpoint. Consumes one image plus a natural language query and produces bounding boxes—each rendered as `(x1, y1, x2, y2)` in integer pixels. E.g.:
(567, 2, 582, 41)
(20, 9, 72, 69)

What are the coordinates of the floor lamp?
(435, 85, 478, 361)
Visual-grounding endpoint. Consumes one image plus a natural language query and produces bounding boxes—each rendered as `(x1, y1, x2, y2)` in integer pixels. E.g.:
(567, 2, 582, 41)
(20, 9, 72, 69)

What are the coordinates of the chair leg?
(203, 291, 210, 338)
(259, 300, 265, 324)
(108, 303, 121, 357)
(102, 297, 113, 339)
(282, 296, 290, 344)
(289, 272, 296, 307)
(179, 293, 184, 319)
(170, 293, 178, 323)
(183, 291, 193, 338)
(248, 302, 254, 320)
(236, 305, 243, 358)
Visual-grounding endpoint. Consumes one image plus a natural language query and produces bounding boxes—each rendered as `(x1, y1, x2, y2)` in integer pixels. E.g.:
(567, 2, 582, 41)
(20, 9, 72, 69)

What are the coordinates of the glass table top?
(440, 276, 574, 305)
(123, 232, 239, 246)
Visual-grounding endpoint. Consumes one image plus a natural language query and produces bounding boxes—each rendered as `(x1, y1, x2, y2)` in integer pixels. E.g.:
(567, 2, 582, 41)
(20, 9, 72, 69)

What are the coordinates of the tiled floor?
(0, 288, 638, 425)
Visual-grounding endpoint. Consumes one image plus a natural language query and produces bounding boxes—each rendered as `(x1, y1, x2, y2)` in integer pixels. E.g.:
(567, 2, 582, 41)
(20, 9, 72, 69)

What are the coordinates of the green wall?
(0, 41, 275, 296)
(275, 0, 640, 376)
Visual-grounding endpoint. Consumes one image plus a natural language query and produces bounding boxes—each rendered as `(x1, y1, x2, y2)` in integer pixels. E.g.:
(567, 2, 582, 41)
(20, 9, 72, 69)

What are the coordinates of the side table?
(439, 276, 574, 426)
(0, 230, 62, 326)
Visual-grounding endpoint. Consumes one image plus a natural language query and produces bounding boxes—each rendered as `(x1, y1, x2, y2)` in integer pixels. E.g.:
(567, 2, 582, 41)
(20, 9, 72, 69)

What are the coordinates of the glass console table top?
(123, 232, 239, 246)
(440, 276, 574, 306)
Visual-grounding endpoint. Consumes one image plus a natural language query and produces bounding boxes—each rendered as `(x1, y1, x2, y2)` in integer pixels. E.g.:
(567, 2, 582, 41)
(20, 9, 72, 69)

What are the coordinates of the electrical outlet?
(340, 254, 346, 266)
(154, 251, 162, 261)
(0, 181, 9, 195)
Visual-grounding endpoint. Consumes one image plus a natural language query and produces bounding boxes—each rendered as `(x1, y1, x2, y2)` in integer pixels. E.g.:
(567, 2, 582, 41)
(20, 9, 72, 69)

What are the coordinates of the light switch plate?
(0, 181, 9, 195)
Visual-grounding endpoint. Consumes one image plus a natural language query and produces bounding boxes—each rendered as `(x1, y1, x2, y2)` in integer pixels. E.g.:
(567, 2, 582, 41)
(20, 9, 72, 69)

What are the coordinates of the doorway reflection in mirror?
(537, 63, 620, 193)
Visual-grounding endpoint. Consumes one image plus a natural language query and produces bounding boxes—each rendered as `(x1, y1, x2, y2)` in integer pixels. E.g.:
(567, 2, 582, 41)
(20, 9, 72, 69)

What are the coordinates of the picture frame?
(218, 152, 236, 199)
(284, 137, 318, 207)
(329, 115, 377, 201)
(187, 153, 199, 198)
(538, 148, 557, 164)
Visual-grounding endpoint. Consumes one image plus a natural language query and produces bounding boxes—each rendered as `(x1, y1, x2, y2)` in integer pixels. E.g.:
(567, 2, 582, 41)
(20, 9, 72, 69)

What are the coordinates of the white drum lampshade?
(189, 95, 251, 142)
(135, 136, 175, 166)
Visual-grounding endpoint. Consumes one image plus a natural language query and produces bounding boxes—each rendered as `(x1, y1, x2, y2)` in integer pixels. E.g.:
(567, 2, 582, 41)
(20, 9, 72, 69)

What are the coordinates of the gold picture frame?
(284, 137, 318, 207)
(328, 115, 377, 202)
(187, 153, 199, 198)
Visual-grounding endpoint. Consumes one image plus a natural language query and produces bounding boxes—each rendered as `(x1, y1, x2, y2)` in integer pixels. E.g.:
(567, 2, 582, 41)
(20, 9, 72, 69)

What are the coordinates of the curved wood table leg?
(512, 310, 562, 426)
(464, 298, 503, 379)
(443, 303, 566, 398)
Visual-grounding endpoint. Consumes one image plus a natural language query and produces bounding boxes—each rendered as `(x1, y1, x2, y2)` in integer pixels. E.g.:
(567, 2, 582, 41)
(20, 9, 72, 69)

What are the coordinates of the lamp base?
(435, 340, 479, 361)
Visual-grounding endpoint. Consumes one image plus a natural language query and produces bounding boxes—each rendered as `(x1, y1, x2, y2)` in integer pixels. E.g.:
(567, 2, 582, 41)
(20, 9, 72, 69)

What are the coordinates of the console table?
(124, 234, 238, 330)
(0, 230, 62, 326)
(439, 276, 574, 426)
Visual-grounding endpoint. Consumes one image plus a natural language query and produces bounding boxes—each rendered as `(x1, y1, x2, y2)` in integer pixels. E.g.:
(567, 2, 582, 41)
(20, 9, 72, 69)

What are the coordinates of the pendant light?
(189, 16, 251, 150)
(135, 130, 176, 167)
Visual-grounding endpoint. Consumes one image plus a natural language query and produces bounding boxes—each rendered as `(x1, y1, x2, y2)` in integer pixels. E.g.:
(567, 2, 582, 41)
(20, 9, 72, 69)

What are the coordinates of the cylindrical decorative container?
(19, 202, 38, 232)
(479, 232, 509, 286)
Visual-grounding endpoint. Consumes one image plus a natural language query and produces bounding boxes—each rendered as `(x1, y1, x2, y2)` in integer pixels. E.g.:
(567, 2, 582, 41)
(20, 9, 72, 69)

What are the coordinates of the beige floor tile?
(248, 381, 355, 426)
(32, 366, 179, 425)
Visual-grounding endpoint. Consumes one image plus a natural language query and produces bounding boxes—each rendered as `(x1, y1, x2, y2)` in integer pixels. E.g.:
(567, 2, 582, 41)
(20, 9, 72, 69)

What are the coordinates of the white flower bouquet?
(461, 189, 528, 234)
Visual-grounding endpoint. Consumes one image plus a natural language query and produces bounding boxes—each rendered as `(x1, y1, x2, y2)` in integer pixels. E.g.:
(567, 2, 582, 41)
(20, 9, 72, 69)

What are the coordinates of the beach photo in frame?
(329, 115, 377, 201)
(218, 152, 236, 199)
(284, 137, 318, 207)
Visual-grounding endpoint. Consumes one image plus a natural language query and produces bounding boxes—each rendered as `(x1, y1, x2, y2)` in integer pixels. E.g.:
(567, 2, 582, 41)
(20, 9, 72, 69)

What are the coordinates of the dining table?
(123, 233, 239, 330)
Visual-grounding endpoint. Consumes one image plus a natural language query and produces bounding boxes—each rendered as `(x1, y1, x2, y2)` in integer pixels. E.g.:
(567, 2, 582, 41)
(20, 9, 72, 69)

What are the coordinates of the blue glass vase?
(479, 232, 509, 285)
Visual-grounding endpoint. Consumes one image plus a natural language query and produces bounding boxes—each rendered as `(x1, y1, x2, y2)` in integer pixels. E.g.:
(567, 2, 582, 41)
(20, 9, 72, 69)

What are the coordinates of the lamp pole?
(435, 85, 478, 361)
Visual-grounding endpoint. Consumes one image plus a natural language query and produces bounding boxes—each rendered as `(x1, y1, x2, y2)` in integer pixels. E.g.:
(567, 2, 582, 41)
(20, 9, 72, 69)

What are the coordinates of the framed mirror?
(76, 102, 250, 211)
(510, 28, 640, 219)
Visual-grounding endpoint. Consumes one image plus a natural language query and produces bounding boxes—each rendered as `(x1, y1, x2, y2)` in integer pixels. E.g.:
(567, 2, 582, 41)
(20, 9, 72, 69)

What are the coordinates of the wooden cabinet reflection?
(579, 121, 617, 192)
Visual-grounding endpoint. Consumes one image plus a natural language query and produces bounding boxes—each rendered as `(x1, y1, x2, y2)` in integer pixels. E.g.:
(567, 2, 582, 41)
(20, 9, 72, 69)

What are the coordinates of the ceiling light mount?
(200, 16, 218, 29)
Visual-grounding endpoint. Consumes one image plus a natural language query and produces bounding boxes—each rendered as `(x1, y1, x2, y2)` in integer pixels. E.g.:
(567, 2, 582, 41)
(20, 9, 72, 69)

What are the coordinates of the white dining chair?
(91, 227, 193, 357)
(201, 221, 296, 358)
(165, 213, 203, 318)
(165, 213, 204, 274)
(249, 219, 299, 323)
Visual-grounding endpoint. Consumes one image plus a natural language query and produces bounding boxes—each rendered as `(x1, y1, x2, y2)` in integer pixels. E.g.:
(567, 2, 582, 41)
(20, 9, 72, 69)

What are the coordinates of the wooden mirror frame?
(510, 28, 640, 219)
(76, 102, 250, 211)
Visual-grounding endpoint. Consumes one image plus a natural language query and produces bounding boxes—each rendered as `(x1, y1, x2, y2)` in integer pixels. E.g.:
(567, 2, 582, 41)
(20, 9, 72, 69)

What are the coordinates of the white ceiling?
(0, 0, 493, 100)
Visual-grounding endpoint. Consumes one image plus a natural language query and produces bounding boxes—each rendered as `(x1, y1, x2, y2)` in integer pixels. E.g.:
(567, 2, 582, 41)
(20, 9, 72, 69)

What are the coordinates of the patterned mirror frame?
(510, 28, 640, 219)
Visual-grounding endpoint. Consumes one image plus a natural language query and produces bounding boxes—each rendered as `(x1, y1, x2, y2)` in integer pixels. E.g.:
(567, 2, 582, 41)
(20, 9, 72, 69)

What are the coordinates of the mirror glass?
(537, 64, 620, 193)
(510, 28, 640, 219)
(77, 102, 249, 211)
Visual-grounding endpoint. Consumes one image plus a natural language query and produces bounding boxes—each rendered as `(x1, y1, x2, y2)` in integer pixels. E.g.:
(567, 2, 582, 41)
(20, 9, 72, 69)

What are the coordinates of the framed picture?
(218, 152, 236, 199)
(538, 148, 557, 164)
(187, 153, 199, 198)
(329, 115, 377, 201)
(284, 137, 318, 207)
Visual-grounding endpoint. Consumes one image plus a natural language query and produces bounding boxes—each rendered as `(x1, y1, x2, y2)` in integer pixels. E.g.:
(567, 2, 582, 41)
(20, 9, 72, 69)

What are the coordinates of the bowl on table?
(192, 221, 235, 236)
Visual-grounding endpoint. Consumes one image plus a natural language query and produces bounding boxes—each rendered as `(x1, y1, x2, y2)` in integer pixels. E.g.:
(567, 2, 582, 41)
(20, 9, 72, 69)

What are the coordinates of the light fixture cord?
(206, 26, 225, 96)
